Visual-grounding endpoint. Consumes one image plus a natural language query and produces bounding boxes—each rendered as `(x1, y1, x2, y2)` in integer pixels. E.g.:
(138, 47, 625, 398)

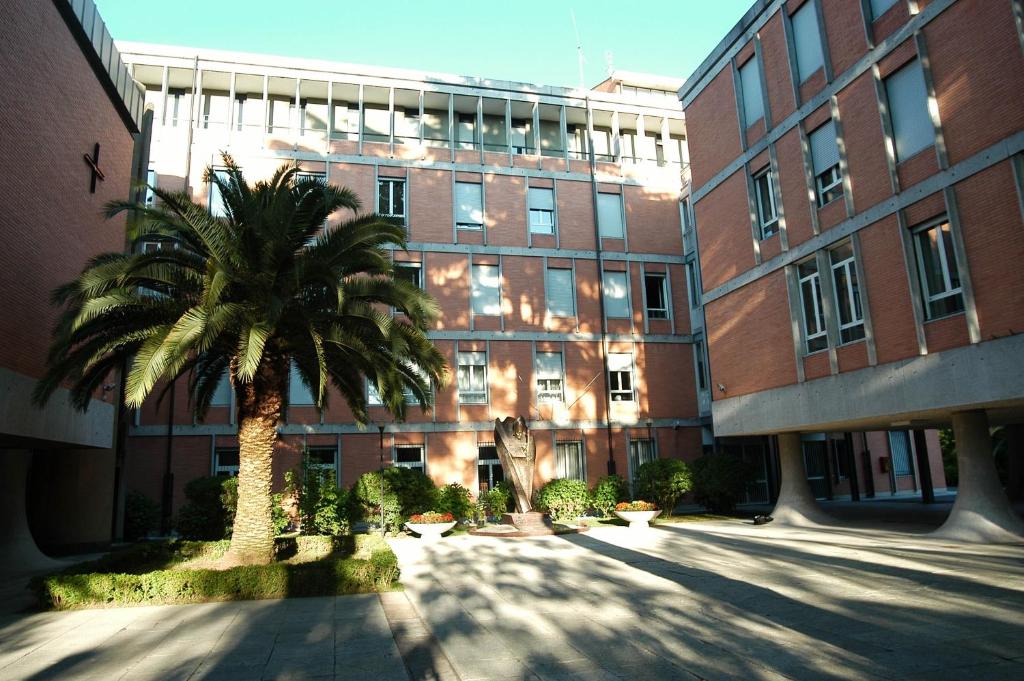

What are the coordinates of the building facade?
(118, 44, 701, 512)
(679, 0, 1024, 536)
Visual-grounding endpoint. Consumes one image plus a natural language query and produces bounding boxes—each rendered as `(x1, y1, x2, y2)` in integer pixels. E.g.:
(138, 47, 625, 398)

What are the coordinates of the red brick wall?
(687, 69, 742, 189)
(695, 170, 755, 290)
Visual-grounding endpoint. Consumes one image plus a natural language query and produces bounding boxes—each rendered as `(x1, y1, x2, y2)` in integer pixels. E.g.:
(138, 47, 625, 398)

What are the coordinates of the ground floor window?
(888, 431, 914, 477)
(214, 447, 239, 476)
(395, 444, 425, 473)
(477, 443, 504, 493)
(305, 446, 338, 485)
(628, 439, 657, 483)
(555, 440, 585, 481)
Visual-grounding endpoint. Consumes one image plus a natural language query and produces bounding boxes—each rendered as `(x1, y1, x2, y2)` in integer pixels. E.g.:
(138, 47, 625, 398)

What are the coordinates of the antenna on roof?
(570, 9, 586, 90)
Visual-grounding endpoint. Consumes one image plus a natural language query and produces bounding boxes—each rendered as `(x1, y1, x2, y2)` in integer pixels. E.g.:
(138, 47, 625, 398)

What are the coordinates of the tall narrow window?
(608, 353, 635, 402)
(798, 259, 828, 353)
(535, 352, 563, 403)
(912, 219, 964, 319)
(888, 431, 914, 477)
(367, 379, 383, 406)
(694, 339, 708, 392)
(644, 273, 668, 320)
(477, 444, 504, 492)
(395, 445, 425, 472)
(555, 441, 585, 481)
(211, 371, 232, 406)
(457, 351, 487, 404)
(289, 363, 315, 405)
(457, 113, 478, 149)
(829, 242, 865, 344)
(738, 57, 764, 125)
(791, 1, 825, 82)
(602, 271, 630, 318)
(166, 88, 184, 127)
(528, 187, 555, 235)
(753, 167, 779, 239)
(378, 178, 406, 222)
(546, 268, 575, 317)
(597, 193, 624, 239)
(208, 168, 230, 217)
(456, 182, 484, 230)
(687, 261, 700, 308)
(628, 439, 656, 480)
(144, 168, 157, 208)
(809, 121, 842, 207)
(471, 264, 501, 315)
(885, 60, 934, 162)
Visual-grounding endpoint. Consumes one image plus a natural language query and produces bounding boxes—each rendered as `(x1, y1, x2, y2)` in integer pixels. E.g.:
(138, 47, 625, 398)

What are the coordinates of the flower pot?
(405, 521, 457, 540)
(613, 509, 662, 529)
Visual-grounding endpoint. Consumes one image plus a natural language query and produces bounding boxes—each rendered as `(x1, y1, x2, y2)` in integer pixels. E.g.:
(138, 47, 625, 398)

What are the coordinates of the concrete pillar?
(0, 451, 60, 577)
(1006, 424, 1023, 502)
(771, 433, 831, 525)
(933, 411, 1024, 542)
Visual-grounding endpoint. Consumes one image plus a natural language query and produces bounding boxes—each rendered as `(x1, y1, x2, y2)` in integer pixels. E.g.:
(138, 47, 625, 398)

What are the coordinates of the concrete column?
(912, 429, 935, 504)
(933, 411, 1024, 542)
(0, 451, 60, 577)
(771, 433, 831, 525)
(1006, 424, 1023, 502)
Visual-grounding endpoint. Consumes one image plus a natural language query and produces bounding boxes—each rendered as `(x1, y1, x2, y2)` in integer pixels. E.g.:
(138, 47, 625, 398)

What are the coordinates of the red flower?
(615, 500, 657, 512)
(409, 511, 455, 524)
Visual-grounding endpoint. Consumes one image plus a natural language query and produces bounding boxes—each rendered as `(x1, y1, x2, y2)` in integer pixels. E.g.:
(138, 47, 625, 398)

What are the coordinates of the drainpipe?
(182, 54, 199, 193)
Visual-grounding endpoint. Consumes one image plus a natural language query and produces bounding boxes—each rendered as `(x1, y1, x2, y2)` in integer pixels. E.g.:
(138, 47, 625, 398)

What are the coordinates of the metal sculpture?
(494, 416, 536, 513)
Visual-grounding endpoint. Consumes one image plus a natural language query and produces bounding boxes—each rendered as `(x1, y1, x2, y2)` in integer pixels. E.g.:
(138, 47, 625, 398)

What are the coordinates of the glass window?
(913, 220, 964, 319)
(471, 264, 501, 316)
(628, 439, 656, 481)
(555, 441, 585, 481)
(214, 448, 239, 477)
(367, 379, 383, 406)
(477, 444, 505, 493)
(869, 0, 899, 19)
(535, 352, 563, 403)
(395, 445, 425, 472)
(144, 168, 157, 208)
(457, 351, 487, 404)
(457, 113, 478, 149)
(289, 363, 315, 405)
(208, 168, 230, 217)
(378, 178, 406, 220)
(546, 268, 576, 317)
(888, 431, 913, 476)
(809, 121, 843, 207)
(455, 182, 483, 230)
(394, 262, 422, 289)
(738, 57, 764, 125)
(694, 339, 708, 392)
(528, 187, 555, 235)
(687, 262, 700, 308)
(885, 60, 934, 162)
(798, 259, 828, 353)
(608, 353, 634, 402)
(791, 1, 825, 82)
(211, 371, 232, 406)
(829, 242, 865, 344)
(753, 167, 779, 239)
(603, 271, 630, 318)
(644, 273, 668, 320)
(306, 446, 338, 485)
(597, 193, 624, 239)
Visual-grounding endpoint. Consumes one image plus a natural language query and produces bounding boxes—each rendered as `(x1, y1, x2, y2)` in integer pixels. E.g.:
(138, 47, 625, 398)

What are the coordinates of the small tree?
(634, 459, 693, 513)
(591, 475, 628, 517)
(691, 454, 755, 513)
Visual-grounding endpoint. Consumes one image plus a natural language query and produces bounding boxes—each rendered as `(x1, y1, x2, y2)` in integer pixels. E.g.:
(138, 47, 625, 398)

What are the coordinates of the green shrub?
(352, 467, 436, 533)
(634, 459, 693, 513)
(176, 477, 232, 540)
(292, 454, 349, 536)
(434, 483, 473, 520)
(123, 491, 160, 541)
(690, 454, 755, 513)
(383, 467, 437, 516)
(590, 475, 628, 517)
(351, 472, 403, 534)
(480, 481, 512, 519)
(534, 479, 589, 523)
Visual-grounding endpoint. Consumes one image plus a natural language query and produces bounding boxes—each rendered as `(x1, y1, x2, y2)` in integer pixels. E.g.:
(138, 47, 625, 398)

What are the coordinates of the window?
(644, 273, 668, 320)
(687, 261, 700, 308)
(602, 271, 630, 318)
(208, 168, 230, 217)
(394, 262, 422, 289)
(608, 353, 634, 402)
(395, 444, 425, 472)
(791, 1, 825, 82)
(477, 444, 505, 493)
(738, 57, 764, 125)
(511, 119, 532, 154)
(289, 363, 315, 405)
(528, 187, 555, 235)
(455, 182, 483, 230)
(144, 168, 157, 208)
(367, 380, 383, 406)
(829, 243, 865, 344)
(809, 121, 843, 207)
(211, 371, 232, 406)
(457, 352, 487, 404)
(378, 178, 406, 221)
(798, 259, 828, 353)
(885, 60, 934, 162)
(888, 431, 913, 477)
(912, 219, 964, 319)
(753, 167, 779, 238)
(694, 338, 708, 392)
(628, 439, 657, 481)
(471, 264, 501, 315)
(546, 268, 575, 317)
(402, 364, 429, 405)
(214, 448, 239, 477)
(306, 446, 338, 486)
(869, 0, 899, 19)
(555, 441, 585, 481)
(680, 198, 690, 237)
(597, 193, 624, 239)
(166, 88, 185, 127)
(457, 113, 478, 149)
(535, 352, 563, 403)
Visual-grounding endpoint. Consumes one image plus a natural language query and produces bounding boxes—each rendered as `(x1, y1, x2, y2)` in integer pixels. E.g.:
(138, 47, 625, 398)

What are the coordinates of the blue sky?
(98, 0, 752, 89)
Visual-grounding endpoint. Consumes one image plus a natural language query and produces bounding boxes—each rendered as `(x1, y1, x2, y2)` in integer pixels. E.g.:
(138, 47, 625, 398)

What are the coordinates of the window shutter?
(885, 61, 934, 162)
(792, 2, 824, 82)
(809, 121, 840, 174)
(535, 352, 562, 379)
(546, 268, 575, 316)
(602, 271, 630, 317)
(529, 187, 554, 211)
(738, 58, 764, 124)
(458, 351, 486, 366)
(456, 182, 483, 224)
(597, 193, 624, 238)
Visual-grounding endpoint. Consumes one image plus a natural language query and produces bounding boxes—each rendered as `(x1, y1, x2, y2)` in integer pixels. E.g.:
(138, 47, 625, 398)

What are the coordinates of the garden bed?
(31, 534, 399, 611)
(581, 512, 736, 528)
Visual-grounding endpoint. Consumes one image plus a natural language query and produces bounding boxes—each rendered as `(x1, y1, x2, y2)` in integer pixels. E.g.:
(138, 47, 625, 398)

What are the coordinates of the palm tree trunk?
(227, 362, 285, 565)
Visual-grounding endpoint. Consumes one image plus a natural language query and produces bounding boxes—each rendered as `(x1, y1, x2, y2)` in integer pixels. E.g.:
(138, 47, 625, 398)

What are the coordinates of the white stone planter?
(405, 521, 457, 540)
(613, 509, 662, 528)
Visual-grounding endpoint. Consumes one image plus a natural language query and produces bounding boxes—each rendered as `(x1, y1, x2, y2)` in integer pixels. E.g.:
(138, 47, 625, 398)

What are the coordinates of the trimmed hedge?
(534, 479, 590, 523)
(32, 535, 398, 611)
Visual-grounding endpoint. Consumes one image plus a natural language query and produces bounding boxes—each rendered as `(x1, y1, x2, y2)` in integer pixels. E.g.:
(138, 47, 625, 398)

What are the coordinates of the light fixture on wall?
(717, 383, 727, 394)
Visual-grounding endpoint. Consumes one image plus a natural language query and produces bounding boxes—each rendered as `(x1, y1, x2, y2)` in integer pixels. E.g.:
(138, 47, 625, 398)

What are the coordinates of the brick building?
(117, 45, 700, 513)
(679, 0, 1024, 537)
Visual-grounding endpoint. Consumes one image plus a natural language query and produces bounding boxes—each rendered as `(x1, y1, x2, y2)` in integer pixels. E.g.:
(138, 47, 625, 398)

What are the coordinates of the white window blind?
(546, 268, 575, 317)
(457, 351, 487, 404)
(603, 271, 630, 318)
(809, 121, 840, 174)
(555, 441, 585, 481)
(535, 352, 563, 403)
(607, 352, 632, 372)
(529, 187, 555, 234)
(597, 193, 624, 238)
(885, 60, 934, 162)
(471, 264, 501, 315)
(792, 1, 825, 82)
(456, 182, 483, 228)
(738, 58, 764, 125)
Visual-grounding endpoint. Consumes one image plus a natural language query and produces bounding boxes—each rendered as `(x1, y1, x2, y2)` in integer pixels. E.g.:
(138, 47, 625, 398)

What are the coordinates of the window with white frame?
(367, 379, 383, 406)
(394, 262, 422, 289)
(644, 272, 668, 320)
(596, 192, 624, 239)
(214, 448, 239, 476)
(798, 258, 828, 353)
(829, 242, 865, 344)
(753, 167, 779, 239)
(602, 271, 630, 318)
(455, 182, 483, 230)
(608, 353, 635, 402)
(208, 168, 230, 217)
(628, 439, 657, 480)
(457, 351, 487, 404)
(395, 444, 425, 472)
(884, 60, 934, 163)
(471, 264, 501, 315)
(305, 446, 338, 485)
(289, 363, 315, 405)
(555, 441, 585, 481)
(378, 178, 406, 222)
(791, 1, 825, 82)
(528, 187, 555, 235)
(809, 121, 843, 207)
(546, 268, 575, 317)
(869, 0, 899, 20)
(401, 363, 429, 405)
(738, 57, 764, 125)
(144, 168, 157, 208)
(912, 219, 964, 320)
(535, 352, 563, 403)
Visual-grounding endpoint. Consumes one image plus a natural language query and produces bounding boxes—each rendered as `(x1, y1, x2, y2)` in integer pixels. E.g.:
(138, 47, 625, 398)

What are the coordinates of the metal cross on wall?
(83, 143, 105, 193)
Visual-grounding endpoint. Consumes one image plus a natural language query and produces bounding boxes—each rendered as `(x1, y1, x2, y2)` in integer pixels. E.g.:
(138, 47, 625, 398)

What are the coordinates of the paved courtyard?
(1, 519, 1022, 680)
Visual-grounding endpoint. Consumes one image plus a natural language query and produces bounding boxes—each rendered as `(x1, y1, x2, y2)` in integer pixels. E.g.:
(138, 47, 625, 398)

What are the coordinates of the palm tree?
(34, 154, 448, 565)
